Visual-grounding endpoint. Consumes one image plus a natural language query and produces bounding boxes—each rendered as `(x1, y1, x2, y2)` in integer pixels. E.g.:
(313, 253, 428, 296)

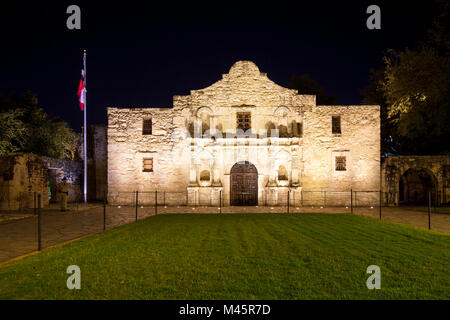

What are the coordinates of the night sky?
(0, 1, 438, 132)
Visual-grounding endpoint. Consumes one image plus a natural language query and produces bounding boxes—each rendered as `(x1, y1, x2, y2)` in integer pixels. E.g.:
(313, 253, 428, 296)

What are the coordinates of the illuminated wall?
(107, 61, 380, 206)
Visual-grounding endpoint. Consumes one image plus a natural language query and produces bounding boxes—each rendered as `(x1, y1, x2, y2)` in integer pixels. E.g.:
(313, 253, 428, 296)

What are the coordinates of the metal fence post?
(103, 190, 106, 231)
(379, 190, 382, 220)
(428, 191, 431, 230)
(37, 194, 42, 251)
(155, 190, 157, 215)
(135, 190, 139, 221)
(287, 191, 290, 214)
(301, 190, 303, 206)
(34, 192, 37, 215)
(220, 190, 222, 214)
(350, 189, 353, 214)
(293, 191, 295, 207)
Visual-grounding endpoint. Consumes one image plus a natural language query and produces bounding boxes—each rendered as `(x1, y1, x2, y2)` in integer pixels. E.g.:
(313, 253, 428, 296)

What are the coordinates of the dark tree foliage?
(287, 74, 339, 105)
(362, 0, 450, 156)
(0, 91, 77, 160)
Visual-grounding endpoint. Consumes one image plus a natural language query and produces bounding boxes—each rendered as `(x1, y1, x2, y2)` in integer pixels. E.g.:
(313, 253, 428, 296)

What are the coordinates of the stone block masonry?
(0, 153, 82, 210)
(107, 61, 380, 206)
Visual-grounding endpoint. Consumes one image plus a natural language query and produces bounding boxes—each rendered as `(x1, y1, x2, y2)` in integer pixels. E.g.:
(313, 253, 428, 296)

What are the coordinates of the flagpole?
(83, 49, 87, 203)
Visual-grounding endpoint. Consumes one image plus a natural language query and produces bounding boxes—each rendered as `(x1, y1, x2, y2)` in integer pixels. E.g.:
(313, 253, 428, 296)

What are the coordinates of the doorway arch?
(399, 168, 437, 205)
(230, 161, 258, 206)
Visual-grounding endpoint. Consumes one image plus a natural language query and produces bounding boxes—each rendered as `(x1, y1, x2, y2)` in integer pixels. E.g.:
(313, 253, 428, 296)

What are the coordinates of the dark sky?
(0, 1, 439, 132)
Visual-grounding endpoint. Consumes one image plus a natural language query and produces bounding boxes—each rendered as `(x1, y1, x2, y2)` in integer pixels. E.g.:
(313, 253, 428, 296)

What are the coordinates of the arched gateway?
(230, 161, 258, 206)
(399, 168, 437, 205)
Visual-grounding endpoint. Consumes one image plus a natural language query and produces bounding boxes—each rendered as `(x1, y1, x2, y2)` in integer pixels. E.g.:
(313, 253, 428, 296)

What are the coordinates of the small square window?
(237, 112, 251, 131)
(143, 118, 152, 135)
(143, 158, 153, 172)
(335, 156, 346, 171)
(332, 116, 341, 134)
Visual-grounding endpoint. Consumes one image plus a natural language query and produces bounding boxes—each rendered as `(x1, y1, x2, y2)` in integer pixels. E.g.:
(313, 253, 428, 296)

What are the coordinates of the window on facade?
(332, 116, 341, 134)
(236, 112, 251, 131)
(143, 118, 152, 135)
(335, 156, 346, 171)
(143, 158, 153, 172)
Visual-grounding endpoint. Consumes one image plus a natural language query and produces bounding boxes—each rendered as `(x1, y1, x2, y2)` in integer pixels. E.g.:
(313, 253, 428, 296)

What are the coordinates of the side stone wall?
(302, 105, 380, 191)
(107, 108, 191, 204)
(0, 153, 82, 210)
(382, 155, 450, 205)
(42, 156, 83, 203)
(78, 124, 108, 201)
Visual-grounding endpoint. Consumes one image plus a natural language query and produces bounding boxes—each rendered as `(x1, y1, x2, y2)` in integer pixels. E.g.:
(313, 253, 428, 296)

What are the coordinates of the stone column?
(189, 148, 197, 187)
(291, 149, 299, 186)
(267, 146, 277, 187)
(211, 148, 221, 187)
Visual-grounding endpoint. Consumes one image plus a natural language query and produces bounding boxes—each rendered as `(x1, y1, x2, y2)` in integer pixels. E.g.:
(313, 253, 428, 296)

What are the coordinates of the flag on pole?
(77, 70, 86, 111)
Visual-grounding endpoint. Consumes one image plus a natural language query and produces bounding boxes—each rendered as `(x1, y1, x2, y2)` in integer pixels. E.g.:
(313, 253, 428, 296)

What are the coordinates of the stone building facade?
(107, 61, 380, 206)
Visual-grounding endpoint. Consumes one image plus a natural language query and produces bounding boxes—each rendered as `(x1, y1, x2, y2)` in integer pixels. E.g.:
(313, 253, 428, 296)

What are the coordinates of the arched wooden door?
(230, 161, 258, 206)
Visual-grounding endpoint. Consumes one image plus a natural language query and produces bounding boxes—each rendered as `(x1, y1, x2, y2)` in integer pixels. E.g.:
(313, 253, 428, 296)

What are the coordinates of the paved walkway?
(0, 205, 448, 263)
(0, 205, 155, 263)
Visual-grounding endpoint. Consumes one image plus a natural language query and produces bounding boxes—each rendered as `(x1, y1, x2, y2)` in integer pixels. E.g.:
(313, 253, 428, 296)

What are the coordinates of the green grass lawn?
(0, 213, 449, 299)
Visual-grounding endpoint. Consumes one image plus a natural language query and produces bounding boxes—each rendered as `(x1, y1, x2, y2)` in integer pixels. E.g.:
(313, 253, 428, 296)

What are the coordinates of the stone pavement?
(0, 205, 156, 263)
(0, 204, 448, 263)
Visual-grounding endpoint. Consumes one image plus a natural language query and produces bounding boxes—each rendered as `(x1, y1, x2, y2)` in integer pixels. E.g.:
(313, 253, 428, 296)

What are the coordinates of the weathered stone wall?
(302, 105, 380, 191)
(78, 124, 108, 200)
(107, 61, 380, 206)
(107, 107, 191, 200)
(382, 155, 450, 205)
(0, 153, 82, 210)
(0, 153, 49, 210)
(42, 156, 83, 203)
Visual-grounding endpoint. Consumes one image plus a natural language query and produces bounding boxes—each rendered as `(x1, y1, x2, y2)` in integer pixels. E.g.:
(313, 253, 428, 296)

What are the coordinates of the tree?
(363, 0, 450, 155)
(0, 109, 29, 155)
(381, 47, 450, 154)
(287, 74, 339, 105)
(362, 66, 401, 156)
(0, 91, 78, 160)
